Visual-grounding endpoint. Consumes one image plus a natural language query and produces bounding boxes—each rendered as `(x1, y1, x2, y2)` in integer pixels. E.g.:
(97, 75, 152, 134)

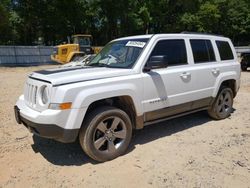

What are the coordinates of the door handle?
(212, 68, 220, 75)
(180, 72, 191, 79)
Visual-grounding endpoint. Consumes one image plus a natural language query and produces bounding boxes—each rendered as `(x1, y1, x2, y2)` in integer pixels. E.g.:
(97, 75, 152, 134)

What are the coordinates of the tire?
(241, 61, 248, 71)
(241, 66, 247, 71)
(79, 106, 132, 162)
(208, 87, 233, 120)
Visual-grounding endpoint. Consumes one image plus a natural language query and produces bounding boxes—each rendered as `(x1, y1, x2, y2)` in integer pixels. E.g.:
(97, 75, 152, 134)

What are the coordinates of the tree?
(0, 0, 12, 44)
(197, 2, 221, 33)
(0, 0, 249, 45)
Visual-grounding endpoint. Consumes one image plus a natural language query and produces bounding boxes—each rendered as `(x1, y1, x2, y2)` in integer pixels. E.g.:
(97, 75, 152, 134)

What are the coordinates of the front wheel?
(208, 87, 233, 120)
(79, 106, 132, 162)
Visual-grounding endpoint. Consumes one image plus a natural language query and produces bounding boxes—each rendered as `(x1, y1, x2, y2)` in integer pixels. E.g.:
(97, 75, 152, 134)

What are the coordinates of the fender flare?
(212, 71, 238, 97)
(73, 84, 143, 116)
(70, 85, 144, 129)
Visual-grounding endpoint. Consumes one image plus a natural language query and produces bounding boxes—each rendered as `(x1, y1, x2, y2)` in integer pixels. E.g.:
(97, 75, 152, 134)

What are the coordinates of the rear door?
(186, 38, 219, 105)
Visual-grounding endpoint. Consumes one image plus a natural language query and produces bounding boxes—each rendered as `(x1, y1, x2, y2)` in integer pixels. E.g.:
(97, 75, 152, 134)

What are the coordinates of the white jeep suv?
(15, 33, 241, 162)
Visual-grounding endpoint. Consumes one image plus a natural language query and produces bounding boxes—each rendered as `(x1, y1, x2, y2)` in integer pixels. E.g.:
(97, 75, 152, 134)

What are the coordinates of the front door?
(142, 39, 196, 122)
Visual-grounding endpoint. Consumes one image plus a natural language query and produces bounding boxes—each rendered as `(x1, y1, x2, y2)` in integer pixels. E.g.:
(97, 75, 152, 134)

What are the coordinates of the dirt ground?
(0, 65, 249, 188)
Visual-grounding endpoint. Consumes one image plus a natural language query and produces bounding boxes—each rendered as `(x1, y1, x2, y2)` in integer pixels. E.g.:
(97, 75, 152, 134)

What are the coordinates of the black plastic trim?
(14, 106, 79, 143)
(144, 97, 213, 123)
(144, 107, 208, 126)
(34, 66, 93, 75)
(29, 76, 51, 84)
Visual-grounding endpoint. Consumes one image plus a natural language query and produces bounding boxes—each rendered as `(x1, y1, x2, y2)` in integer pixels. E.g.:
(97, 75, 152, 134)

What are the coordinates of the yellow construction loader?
(51, 34, 102, 64)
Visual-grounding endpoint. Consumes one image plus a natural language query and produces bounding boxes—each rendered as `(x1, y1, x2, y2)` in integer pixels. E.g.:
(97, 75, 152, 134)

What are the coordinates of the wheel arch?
(213, 72, 239, 98)
(67, 83, 143, 130)
(82, 96, 144, 130)
(214, 79, 237, 98)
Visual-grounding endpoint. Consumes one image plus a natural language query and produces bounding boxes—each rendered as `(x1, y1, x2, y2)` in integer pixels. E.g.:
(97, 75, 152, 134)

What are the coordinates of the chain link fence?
(0, 46, 58, 66)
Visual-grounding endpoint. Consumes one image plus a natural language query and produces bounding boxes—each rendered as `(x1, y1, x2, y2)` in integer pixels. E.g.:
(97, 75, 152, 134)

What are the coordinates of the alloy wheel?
(93, 116, 127, 154)
(216, 90, 232, 116)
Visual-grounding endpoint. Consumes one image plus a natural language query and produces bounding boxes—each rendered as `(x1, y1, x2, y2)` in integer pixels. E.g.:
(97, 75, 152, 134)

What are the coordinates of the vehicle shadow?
(31, 135, 96, 166)
(130, 111, 210, 147)
(31, 110, 223, 166)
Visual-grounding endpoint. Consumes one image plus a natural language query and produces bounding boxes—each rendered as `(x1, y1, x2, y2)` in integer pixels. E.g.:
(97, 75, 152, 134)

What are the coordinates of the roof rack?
(181, 31, 223, 37)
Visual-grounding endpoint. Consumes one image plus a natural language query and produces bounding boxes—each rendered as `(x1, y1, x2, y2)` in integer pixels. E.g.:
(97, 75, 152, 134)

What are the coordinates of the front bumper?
(14, 95, 86, 143)
(14, 105, 79, 143)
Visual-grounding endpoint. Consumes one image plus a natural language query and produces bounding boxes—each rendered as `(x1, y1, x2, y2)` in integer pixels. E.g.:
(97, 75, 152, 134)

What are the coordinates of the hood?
(29, 66, 135, 86)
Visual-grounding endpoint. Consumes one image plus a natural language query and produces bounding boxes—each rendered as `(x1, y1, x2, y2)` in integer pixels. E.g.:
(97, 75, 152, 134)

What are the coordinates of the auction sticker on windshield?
(126, 41, 146, 48)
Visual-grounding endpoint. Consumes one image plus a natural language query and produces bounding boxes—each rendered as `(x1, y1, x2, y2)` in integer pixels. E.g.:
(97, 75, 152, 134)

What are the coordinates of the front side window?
(88, 38, 149, 68)
(190, 39, 215, 63)
(150, 39, 187, 66)
(216, 41, 234, 61)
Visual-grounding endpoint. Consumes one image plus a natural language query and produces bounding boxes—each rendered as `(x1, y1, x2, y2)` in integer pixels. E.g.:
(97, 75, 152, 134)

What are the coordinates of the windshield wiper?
(88, 63, 111, 68)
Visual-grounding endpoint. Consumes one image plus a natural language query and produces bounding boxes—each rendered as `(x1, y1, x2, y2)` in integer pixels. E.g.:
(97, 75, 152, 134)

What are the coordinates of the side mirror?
(143, 55, 168, 72)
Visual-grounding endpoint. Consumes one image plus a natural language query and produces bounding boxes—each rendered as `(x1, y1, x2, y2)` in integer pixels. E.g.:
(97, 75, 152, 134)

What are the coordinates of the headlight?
(40, 86, 49, 104)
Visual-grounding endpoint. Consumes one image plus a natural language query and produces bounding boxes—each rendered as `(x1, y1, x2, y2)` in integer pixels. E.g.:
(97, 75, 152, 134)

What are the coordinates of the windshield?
(87, 38, 149, 68)
(73, 36, 91, 46)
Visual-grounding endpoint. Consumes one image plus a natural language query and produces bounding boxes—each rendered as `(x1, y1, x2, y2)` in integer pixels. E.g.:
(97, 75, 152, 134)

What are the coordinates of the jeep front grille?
(24, 83, 38, 107)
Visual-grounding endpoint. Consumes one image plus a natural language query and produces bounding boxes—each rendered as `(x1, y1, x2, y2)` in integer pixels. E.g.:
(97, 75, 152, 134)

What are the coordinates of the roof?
(113, 33, 229, 42)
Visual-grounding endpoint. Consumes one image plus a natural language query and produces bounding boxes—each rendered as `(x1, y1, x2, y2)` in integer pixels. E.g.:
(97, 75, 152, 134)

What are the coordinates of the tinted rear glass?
(216, 41, 234, 60)
(190, 39, 215, 63)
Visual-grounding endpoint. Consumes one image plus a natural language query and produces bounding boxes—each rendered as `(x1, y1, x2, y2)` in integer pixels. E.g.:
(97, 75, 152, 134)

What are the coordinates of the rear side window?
(190, 39, 215, 63)
(216, 41, 234, 60)
(150, 39, 187, 66)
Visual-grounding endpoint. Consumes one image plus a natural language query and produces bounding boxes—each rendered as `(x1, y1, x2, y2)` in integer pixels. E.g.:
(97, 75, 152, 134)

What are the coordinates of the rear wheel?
(79, 106, 132, 162)
(208, 87, 233, 120)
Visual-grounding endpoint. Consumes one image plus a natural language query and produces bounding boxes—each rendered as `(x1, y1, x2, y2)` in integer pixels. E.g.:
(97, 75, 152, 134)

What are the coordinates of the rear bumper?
(14, 105, 79, 143)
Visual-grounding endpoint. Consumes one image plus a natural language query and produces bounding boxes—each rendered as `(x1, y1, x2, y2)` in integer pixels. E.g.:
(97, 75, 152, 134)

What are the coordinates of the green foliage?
(0, 0, 13, 44)
(197, 2, 221, 32)
(0, 0, 249, 45)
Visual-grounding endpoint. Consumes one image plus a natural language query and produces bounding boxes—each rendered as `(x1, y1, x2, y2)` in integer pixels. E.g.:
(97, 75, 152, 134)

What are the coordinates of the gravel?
(0, 66, 250, 188)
